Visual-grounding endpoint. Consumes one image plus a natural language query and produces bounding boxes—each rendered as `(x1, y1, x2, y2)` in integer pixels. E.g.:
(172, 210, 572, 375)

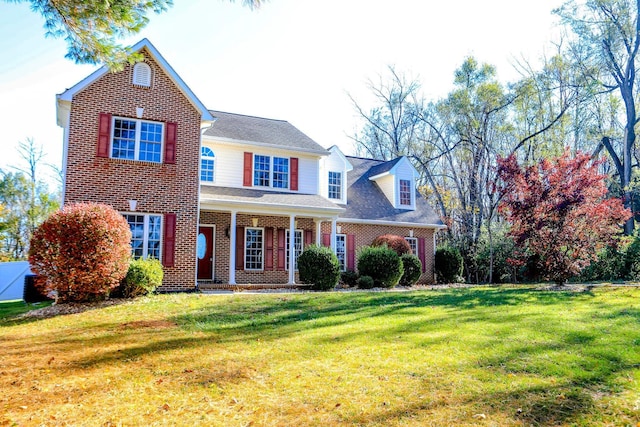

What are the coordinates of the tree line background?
(3, 0, 640, 284)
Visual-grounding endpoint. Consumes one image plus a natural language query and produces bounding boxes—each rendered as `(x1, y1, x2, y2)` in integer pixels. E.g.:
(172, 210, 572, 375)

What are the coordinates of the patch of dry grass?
(1, 286, 640, 426)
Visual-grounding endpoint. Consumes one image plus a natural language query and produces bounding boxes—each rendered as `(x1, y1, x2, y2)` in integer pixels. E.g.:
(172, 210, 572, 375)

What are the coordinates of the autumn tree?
(496, 150, 630, 285)
(6, 0, 264, 68)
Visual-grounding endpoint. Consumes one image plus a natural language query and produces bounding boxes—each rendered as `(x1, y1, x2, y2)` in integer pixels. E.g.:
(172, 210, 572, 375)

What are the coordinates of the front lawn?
(1, 286, 639, 426)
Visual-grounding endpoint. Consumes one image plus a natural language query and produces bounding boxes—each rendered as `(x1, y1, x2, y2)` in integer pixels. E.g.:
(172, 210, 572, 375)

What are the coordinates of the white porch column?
(229, 210, 237, 285)
(315, 219, 322, 245)
(288, 214, 296, 284)
(330, 218, 337, 253)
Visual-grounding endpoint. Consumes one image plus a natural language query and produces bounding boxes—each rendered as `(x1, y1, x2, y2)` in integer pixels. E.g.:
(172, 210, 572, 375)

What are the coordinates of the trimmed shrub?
(28, 202, 132, 303)
(357, 275, 375, 289)
(371, 234, 412, 255)
(357, 245, 403, 288)
(625, 237, 640, 280)
(340, 270, 359, 287)
(298, 244, 341, 291)
(116, 258, 164, 298)
(435, 246, 463, 284)
(399, 253, 422, 287)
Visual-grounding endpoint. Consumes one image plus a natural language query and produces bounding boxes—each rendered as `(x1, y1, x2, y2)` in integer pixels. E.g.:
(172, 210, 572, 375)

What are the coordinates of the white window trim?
(200, 146, 216, 183)
(244, 227, 264, 271)
(285, 229, 303, 271)
(253, 154, 290, 190)
(328, 171, 342, 200)
(405, 237, 418, 256)
(335, 233, 347, 272)
(123, 212, 163, 261)
(397, 178, 415, 209)
(111, 117, 164, 163)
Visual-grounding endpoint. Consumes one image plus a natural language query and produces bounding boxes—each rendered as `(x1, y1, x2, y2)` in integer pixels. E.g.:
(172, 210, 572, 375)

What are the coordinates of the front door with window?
(197, 226, 215, 280)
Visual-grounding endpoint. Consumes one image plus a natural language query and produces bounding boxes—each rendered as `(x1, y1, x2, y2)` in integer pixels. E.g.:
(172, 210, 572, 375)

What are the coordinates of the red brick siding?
(64, 48, 201, 291)
(321, 222, 436, 284)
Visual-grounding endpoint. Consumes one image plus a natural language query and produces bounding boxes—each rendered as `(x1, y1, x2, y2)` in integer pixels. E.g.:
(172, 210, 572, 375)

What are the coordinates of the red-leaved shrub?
(371, 234, 412, 255)
(28, 203, 132, 302)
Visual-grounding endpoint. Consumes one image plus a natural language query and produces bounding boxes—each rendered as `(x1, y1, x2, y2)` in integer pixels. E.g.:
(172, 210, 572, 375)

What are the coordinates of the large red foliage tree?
(496, 150, 630, 285)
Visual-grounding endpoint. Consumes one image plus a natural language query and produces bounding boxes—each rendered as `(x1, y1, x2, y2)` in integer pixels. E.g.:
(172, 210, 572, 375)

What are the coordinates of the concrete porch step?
(198, 282, 312, 291)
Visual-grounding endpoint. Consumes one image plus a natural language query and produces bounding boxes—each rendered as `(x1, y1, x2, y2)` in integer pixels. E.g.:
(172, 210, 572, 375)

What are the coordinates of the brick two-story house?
(56, 39, 444, 291)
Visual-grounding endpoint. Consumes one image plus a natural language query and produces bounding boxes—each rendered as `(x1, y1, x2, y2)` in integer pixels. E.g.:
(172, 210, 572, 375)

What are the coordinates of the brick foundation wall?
(64, 49, 201, 291)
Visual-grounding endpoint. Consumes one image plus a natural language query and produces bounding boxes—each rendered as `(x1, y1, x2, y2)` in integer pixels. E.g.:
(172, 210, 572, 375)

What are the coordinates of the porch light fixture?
(136, 107, 144, 118)
(128, 200, 138, 211)
(409, 230, 414, 237)
(252, 218, 259, 227)
(337, 225, 342, 233)
(225, 226, 230, 238)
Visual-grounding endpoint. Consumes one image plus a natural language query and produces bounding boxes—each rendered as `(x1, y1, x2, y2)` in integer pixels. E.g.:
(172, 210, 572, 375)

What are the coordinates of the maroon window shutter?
(277, 228, 286, 270)
(97, 113, 112, 158)
(322, 233, 331, 247)
(347, 234, 355, 271)
(290, 157, 299, 191)
(235, 226, 245, 270)
(304, 230, 313, 248)
(265, 227, 274, 271)
(162, 213, 176, 268)
(243, 152, 253, 187)
(418, 237, 426, 273)
(165, 122, 177, 164)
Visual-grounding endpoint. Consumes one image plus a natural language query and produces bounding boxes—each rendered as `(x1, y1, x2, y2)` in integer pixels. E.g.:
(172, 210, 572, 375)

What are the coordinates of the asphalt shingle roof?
(203, 110, 328, 154)
(340, 156, 444, 226)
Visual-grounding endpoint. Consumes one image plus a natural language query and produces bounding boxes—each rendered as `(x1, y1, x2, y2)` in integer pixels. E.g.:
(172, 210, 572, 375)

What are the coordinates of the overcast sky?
(0, 0, 563, 185)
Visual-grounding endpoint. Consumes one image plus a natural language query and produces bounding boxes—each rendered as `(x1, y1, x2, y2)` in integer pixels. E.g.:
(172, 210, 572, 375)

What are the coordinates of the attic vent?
(132, 62, 152, 87)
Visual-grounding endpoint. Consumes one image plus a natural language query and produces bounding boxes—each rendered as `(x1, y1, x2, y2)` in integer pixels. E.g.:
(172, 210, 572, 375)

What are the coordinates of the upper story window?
(132, 62, 152, 87)
(124, 213, 162, 260)
(112, 117, 163, 163)
(201, 146, 215, 182)
(328, 171, 342, 200)
(399, 179, 412, 206)
(253, 154, 289, 189)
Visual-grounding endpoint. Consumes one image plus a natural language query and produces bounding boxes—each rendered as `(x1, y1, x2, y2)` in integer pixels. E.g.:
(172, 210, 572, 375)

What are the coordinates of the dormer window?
(399, 179, 412, 206)
(133, 62, 152, 87)
(328, 171, 342, 200)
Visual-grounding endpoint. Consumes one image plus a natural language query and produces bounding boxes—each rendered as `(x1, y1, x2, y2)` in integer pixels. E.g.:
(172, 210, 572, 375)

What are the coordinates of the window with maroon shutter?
(304, 230, 313, 248)
(322, 233, 331, 247)
(418, 237, 426, 273)
(277, 228, 286, 270)
(164, 122, 177, 164)
(235, 226, 245, 270)
(290, 157, 299, 191)
(97, 113, 112, 158)
(162, 213, 176, 268)
(265, 227, 274, 271)
(347, 234, 355, 271)
(243, 152, 253, 187)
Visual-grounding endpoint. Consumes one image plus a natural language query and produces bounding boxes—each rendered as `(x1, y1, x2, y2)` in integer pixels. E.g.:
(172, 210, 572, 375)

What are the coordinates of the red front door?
(197, 226, 214, 280)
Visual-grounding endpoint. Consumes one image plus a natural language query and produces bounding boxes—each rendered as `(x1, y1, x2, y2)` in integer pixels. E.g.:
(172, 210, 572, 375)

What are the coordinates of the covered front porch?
(197, 185, 344, 286)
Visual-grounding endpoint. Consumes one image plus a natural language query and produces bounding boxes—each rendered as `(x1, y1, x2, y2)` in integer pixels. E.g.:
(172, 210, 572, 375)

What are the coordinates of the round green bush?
(435, 246, 463, 283)
(399, 253, 422, 286)
(117, 258, 164, 298)
(297, 244, 341, 291)
(28, 202, 132, 303)
(340, 270, 359, 287)
(357, 245, 404, 288)
(371, 234, 412, 255)
(357, 275, 375, 289)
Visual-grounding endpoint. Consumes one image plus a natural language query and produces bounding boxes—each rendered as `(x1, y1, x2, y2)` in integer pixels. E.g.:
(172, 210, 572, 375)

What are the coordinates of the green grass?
(0, 300, 51, 321)
(1, 286, 640, 426)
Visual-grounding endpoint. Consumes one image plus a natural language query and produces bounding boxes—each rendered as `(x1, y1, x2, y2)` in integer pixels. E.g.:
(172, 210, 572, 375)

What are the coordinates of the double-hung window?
(254, 155, 289, 189)
(245, 228, 264, 270)
(405, 237, 418, 256)
(112, 117, 163, 162)
(285, 230, 303, 270)
(201, 147, 215, 182)
(399, 179, 412, 206)
(124, 214, 162, 259)
(335, 234, 346, 272)
(328, 171, 342, 200)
